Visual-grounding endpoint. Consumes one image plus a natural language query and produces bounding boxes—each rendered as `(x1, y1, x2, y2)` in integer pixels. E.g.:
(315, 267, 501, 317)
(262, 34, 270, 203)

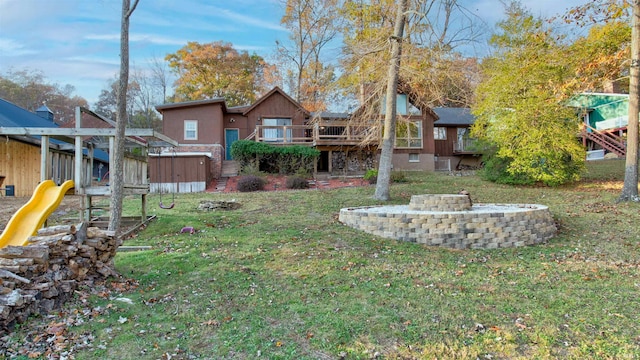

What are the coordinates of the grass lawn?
(4, 160, 640, 359)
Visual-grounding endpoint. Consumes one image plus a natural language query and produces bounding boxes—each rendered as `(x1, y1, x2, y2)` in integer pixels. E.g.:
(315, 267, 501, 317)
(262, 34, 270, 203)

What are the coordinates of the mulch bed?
(208, 175, 369, 193)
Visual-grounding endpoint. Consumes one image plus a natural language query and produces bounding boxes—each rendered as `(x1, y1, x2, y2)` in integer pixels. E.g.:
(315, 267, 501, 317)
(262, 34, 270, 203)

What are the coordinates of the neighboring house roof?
(155, 98, 227, 112)
(567, 93, 629, 130)
(433, 107, 475, 126)
(0, 98, 109, 163)
(0, 98, 58, 128)
(242, 87, 310, 116)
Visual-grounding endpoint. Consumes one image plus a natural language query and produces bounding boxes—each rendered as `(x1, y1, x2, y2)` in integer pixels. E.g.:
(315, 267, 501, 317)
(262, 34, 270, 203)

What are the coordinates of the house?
(154, 87, 310, 192)
(432, 107, 480, 170)
(566, 93, 629, 159)
(155, 87, 479, 193)
(0, 98, 107, 197)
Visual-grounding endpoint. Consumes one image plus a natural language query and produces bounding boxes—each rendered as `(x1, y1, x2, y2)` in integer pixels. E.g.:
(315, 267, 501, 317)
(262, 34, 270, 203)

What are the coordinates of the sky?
(0, 0, 589, 107)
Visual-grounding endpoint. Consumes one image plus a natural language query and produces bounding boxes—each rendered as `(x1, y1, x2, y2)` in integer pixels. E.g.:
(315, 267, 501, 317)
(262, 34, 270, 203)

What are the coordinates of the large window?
(263, 118, 292, 142)
(184, 120, 198, 140)
(395, 120, 422, 148)
(434, 127, 447, 140)
(380, 94, 422, 115)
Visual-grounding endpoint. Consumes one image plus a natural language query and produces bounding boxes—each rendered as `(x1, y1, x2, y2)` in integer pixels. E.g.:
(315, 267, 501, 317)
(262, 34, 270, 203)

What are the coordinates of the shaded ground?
(0, 195, 82, 232)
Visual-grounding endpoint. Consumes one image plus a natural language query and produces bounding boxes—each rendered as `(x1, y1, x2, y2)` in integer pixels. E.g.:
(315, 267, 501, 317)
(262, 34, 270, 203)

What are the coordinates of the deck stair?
(583, 125, 626, 157)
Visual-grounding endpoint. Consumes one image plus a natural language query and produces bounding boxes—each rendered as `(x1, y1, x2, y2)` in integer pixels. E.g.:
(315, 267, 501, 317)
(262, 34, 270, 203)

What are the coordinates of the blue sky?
(0, 0, 587, 106)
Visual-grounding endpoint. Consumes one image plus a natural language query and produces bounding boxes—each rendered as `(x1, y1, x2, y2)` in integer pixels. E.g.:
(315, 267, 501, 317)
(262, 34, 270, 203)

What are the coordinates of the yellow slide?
(0, 180, 75, 248)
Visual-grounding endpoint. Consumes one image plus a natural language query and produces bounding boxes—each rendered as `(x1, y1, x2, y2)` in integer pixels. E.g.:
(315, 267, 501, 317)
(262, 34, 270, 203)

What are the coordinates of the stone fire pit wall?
(339, 194, 556, 249)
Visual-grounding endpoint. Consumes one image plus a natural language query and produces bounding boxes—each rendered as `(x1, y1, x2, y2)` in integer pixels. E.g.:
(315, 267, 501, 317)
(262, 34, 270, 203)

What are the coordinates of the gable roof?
(242, 87, 310, 116)
(0, 98, 58, 128)
(155, 98, 227, 112)
(0, 98, 110, 163)
(433, 107, 475, 126)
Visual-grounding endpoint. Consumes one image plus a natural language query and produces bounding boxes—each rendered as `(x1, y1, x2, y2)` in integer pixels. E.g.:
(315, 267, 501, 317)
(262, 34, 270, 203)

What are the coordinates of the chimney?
(35, 104, 54, 122)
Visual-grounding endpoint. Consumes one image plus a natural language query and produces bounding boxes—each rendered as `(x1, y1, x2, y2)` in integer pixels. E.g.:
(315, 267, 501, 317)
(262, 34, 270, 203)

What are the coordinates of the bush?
(285, 176, 309, 189)
(230, 140, 319, 175)
(390, 171, 408, 183)
(237, 175, 266, 192)
(364, 169, 378, 184)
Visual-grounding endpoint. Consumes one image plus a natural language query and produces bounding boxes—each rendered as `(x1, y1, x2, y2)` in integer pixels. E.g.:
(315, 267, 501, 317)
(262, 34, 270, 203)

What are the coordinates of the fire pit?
(339, 194, 556, 249)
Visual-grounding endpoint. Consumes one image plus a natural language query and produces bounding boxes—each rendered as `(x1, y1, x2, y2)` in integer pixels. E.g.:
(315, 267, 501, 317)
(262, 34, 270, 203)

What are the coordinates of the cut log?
(0, 269, 31, 284)
(0, 246, 49, 264)
(87, 227, 116, 239)
(37, 225, 76, 236)
(28, 233, 75, 244)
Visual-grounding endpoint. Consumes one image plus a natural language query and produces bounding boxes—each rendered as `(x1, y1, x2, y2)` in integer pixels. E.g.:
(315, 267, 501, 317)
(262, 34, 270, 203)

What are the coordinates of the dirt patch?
(0, 195, 82, 232)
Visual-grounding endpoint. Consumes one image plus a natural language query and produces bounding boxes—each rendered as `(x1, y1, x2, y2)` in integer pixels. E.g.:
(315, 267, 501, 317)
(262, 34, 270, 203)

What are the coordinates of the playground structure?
(0, 107, 177, 243)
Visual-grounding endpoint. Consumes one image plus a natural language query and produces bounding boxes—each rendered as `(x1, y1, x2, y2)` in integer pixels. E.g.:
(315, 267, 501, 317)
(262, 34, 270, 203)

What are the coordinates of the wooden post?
(141, 193, 147, 222)
(40, 135, 49, 182)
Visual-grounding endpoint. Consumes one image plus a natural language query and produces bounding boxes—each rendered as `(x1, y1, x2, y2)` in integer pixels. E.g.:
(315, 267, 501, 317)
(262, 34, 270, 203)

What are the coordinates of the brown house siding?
(162, 104, 224, 144)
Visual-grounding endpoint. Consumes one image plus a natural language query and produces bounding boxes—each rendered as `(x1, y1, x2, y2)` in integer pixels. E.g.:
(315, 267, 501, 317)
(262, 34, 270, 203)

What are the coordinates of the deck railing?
(255, 122, 379, 146)
(453, 138, 479, 153)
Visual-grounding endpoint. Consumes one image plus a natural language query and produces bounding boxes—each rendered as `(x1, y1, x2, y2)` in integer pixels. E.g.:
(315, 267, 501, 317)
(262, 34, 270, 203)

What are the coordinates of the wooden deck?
(254, 122, 380, 146)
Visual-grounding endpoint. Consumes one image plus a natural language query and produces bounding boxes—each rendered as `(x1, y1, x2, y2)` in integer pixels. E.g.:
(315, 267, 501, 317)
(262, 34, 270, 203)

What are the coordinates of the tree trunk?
(109, 0, 139, 232)
(620, 1, 640, 202)
(374, 0, 408, 201)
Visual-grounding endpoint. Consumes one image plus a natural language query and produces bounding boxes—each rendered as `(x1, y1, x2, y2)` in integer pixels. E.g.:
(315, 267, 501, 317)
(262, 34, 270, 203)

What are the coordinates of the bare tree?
(375, 0, 408, 201)
(277, 0, 341, 110)
(149, 55, 170, 103)
(620, 0, 640, 201)
(109, 0, 140, 233)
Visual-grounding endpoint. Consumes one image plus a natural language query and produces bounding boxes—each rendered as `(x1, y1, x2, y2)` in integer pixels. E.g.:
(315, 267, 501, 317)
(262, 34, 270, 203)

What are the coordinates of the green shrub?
(364, 169, 378, 184)
(285, 176, 309, 189)
(390, 171, 408, 183)
(230, 140, 319, 175)
(237, 175, 267, 192)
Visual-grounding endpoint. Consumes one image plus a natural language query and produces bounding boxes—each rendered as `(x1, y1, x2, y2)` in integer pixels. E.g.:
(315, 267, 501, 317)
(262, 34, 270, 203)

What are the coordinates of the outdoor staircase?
(583, 125, 626, 157)
(221, 160, 239, 177)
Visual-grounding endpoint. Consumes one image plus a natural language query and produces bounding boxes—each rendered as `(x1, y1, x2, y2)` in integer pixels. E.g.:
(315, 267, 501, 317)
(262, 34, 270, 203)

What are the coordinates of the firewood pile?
(0, 223, 122, 334)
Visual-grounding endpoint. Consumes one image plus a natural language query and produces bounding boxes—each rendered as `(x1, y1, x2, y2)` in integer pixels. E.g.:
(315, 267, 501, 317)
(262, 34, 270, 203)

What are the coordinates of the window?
(380, 94, 421, 115)
(408, 153, 420, 162)
(434, 127, 447, 140)
(263, 118, 292, 142)
(395, 120, 422, 148)
(184, 120, 198, 140)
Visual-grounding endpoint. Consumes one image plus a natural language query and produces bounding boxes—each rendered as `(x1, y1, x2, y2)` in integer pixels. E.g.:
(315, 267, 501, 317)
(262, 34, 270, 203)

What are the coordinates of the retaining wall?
(339, 194, 556, 249)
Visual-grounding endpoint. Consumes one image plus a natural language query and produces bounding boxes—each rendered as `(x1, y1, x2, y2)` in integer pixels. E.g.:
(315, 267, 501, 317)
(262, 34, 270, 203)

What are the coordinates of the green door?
(225, 129, 239, 160)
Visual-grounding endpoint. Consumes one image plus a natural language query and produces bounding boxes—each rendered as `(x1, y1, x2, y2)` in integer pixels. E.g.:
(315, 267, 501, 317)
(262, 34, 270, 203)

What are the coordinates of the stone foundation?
(339, 194, 556, 249)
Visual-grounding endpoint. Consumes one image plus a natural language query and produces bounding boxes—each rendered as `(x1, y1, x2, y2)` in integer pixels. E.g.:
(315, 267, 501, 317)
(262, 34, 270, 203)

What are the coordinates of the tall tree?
(471, 2, 585, 186)
(166, 41, 270, 106)
(0, 69, 88, 123)
(374, 0, 408, 201)
(565, 0, 638, 200)
(621, 0, 639, 201)
(109, 0, 139, 233)
(277, 0, 340, 111)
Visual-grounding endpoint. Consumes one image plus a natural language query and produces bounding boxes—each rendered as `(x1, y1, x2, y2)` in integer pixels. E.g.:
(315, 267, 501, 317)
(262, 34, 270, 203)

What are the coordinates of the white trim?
(150, 152, 212, 158)
(184, 120, 198, 140)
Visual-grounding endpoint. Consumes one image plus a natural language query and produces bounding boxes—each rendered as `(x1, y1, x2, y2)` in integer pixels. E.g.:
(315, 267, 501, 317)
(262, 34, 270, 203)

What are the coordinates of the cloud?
(0, 38, 38, 56)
